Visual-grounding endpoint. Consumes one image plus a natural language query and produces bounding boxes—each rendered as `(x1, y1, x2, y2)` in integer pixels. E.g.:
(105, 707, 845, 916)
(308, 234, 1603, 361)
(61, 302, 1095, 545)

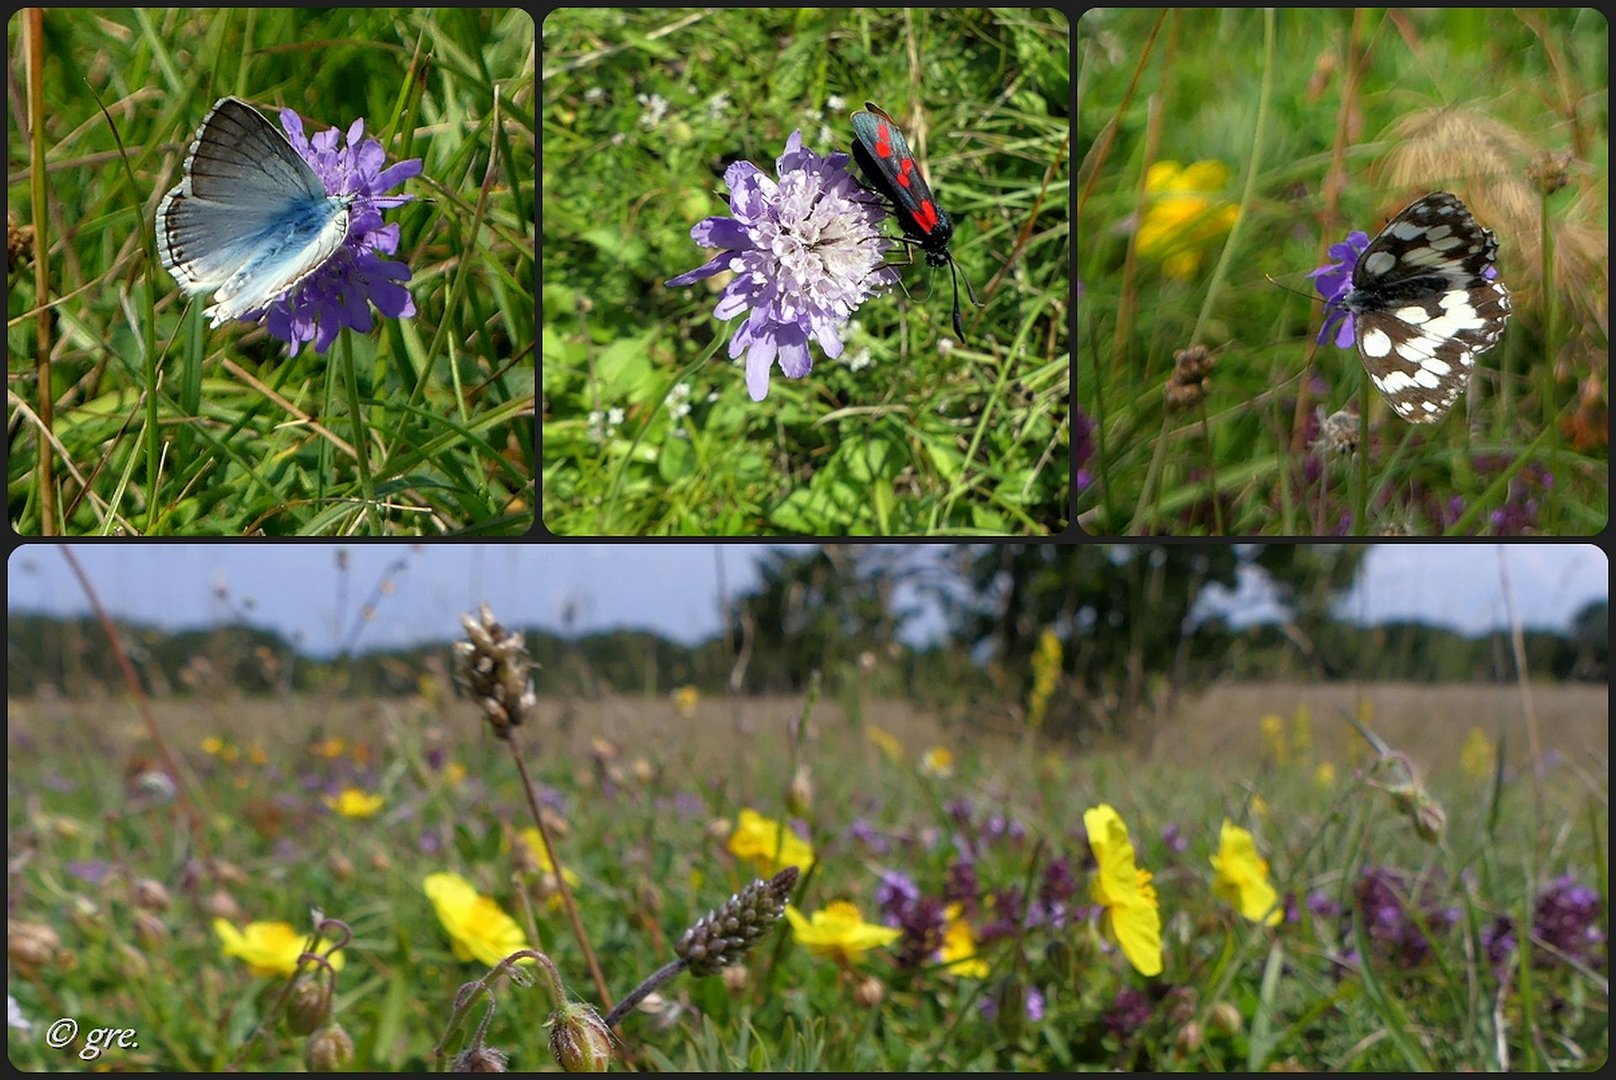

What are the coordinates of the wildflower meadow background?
(1077, 8, 1608, 535)
(7, 543, 1607, 1070)
(6, 8, 535, 535)
(541, 9, 1071, 536)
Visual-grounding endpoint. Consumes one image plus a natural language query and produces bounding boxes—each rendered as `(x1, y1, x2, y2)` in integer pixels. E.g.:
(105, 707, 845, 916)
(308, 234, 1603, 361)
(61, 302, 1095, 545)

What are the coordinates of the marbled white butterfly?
(1318, 191, 1511, 423)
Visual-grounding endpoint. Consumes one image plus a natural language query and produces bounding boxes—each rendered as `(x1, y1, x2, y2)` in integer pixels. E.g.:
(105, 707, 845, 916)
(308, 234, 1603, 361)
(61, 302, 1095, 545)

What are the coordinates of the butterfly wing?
(156, 97, 350, 327)
(1345, 192, 1512, 424)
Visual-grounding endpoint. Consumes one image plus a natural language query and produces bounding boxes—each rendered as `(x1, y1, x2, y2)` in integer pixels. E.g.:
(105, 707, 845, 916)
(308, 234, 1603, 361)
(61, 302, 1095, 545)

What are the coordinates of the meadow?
(6, 644, 1606, 1070)
(7, 8, 535, 535)
(540, 9, 1070, 535)
(1077, 8, 1608, 535)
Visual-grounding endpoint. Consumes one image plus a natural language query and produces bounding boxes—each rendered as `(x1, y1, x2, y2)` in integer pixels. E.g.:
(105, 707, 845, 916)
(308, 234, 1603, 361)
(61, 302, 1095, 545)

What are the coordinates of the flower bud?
(304, 1024, 355, 1071)
(1412, 795, 1446, 845)
(854, 975, 885, 1009)
(286, 976, 331, 1036)
(1175, 1020, 1204, 1054)
(1209, 1000, 1243, 1035)
(786, 766, 814, 817)
(548, 1003, 614, 1072)
(450, 1046, 509, 1071)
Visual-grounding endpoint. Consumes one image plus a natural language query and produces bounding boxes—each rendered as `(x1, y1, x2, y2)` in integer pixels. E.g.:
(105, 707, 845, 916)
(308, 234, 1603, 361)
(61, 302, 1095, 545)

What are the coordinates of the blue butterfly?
(156, 97, 355, 327)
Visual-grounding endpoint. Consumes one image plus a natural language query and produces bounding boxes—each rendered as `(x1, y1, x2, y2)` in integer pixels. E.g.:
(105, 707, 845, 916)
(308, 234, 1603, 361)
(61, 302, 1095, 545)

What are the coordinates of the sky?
(6, 543, 1606, 657)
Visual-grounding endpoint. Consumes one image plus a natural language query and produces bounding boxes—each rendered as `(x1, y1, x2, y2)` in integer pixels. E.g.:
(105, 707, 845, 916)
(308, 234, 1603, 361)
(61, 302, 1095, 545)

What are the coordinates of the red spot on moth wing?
(875, 123, 894, 156)
(896, 159, 916, 187)
(913, 201, 939, 232)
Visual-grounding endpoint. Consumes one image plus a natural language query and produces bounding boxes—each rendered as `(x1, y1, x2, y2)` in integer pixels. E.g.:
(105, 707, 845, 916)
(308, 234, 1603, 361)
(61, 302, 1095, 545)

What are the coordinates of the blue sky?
(7, 544, 1605, 657)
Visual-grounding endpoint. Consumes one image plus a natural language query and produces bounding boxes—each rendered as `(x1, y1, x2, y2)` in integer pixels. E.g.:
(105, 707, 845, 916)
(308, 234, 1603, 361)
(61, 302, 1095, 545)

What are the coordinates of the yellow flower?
(1209, 820, 1282, 927)
(1249, 793, 1270, 821)
(517, 827, 583, 909)
(919, 746, 955, 779)
(866, 726, 903, 762)
(1083, 804, 1163, 976)
(1136, 160, 1238, 279)
(201, 735, 226, 757)
(326, 788, 384, 819)
(213, 919, 345, 977)
(1460, 727, 1496, 778)
(1314, 761, 1337, 789)
(313, 737, 346, 759)
(1258, 713, 1288, 763)
(672, 686, 700, 718)
(940, 904, 989, 978)
(1027, 628, 1063, 730)
(727, 808, 815, 875)
(423, 872, 532, 966)
(785, 901, 900, 964)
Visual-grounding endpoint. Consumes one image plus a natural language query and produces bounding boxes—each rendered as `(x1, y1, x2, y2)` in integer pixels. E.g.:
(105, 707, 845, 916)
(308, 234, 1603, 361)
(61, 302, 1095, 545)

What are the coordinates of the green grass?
(6, 684, 1606, 1071)
(1077, 8, 1608, 536)
(7, 8, 535, 535)
(540, 9, 1070, 536)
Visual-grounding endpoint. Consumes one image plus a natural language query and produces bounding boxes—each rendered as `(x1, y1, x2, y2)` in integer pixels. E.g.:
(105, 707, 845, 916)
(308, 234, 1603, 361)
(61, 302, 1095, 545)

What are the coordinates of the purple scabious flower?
(1309, 230, 1370, 350)
(665, 129, 899, 401)
(261, 104, 421, 356)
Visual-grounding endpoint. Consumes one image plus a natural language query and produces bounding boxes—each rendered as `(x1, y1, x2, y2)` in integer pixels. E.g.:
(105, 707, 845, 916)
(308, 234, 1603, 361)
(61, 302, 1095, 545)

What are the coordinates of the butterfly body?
(157, 98, 353, 327)
(1335, 191, 1511, 423)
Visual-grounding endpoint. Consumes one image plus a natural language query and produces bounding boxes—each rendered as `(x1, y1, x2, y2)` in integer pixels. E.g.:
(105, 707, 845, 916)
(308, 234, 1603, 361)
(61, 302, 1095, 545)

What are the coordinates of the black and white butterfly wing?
(1340, 192, 1511, 423)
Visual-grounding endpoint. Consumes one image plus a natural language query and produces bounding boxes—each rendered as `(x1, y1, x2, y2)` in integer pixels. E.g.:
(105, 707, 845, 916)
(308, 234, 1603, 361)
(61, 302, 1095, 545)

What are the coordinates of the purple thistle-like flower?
(256, 104, 421, 356)
(666, 129, 899, 401)
(1352, 866, 1458, 968)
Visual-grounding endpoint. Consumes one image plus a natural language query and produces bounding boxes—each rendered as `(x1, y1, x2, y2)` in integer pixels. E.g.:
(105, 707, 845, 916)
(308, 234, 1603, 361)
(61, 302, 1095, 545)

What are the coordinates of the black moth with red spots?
(849, 102, 980, 339)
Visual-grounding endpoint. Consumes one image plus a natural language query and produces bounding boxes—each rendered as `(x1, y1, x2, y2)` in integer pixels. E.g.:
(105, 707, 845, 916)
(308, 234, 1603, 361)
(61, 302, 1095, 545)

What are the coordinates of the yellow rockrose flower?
(214, 919, 345, 977)
(1083, 804, 1163, 976)
(1136, 160, 1238, 279)
(727, 808, 815, 875)
(785, 900, 900, 965)
(1209, 820, 1282, 927)
(423, 872, 532, 966)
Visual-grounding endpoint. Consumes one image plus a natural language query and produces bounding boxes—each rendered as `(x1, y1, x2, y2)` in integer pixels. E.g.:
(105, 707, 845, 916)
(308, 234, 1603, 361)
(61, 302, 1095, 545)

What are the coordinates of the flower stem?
(603, 958, 687, 1030)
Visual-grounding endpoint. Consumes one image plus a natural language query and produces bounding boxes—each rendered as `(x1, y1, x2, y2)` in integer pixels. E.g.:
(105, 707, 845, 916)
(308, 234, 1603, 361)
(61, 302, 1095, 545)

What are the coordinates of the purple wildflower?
(1533, 875, 1605, 963)
(259, 103, 421, 355)
(1159, 822, 1187, 854)
(875, 868, 922, 918)
(1310, 230, 1370, 349)
(850, 818, 890, 855)
(1353, 866, 1458, 968)
(1103, 986, 1153, 1038)
(1039, 856, 1079, 907)
(666, 130, 898, 400)
(944, 858, 981, 915)
(892, 896, 948, 970)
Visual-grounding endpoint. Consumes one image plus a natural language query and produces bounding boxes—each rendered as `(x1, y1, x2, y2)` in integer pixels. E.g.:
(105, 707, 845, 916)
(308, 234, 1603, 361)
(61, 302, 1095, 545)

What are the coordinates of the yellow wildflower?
(1209, 820, 1282, 927)
(727, 808, 815, 875)
(940, 903, 989, 978)
(1136, 160, 1238, 279)
(325, 788, 384, 819)
(214, 919, 345, 977)
(1027, 628, 1063, 730)
(423, 872, 532, 966)
(785, 901, 900, 965)
(1258, 713, 1288, 764)
(919, 746, 955, 779)
(1314, 761, 1337, 788)
(1083, 804, 1163, 976)
(866, 725, 903, 762)
(1460, 727, 1496, 779)
(673, 686, 700, 718)
(516, 827, 583, 910)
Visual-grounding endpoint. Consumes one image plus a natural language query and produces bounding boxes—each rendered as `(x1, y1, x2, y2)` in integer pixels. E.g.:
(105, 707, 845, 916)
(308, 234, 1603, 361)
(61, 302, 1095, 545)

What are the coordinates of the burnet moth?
(849, 101, 981, 340)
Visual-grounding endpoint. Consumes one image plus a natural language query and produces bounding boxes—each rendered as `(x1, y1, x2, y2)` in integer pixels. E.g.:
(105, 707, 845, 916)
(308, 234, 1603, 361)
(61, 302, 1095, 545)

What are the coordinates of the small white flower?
(637, 93, 669, 127)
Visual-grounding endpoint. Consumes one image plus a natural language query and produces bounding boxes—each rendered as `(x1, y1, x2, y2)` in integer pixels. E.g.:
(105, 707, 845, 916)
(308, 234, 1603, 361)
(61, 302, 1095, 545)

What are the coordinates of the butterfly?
(1327, 191, 1511, 423)
(156, 97, 355, 327)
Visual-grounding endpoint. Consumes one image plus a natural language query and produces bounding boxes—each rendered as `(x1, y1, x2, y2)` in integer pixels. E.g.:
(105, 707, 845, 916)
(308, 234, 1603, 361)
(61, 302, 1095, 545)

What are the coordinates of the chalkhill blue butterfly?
(157, 97, 357, 328)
